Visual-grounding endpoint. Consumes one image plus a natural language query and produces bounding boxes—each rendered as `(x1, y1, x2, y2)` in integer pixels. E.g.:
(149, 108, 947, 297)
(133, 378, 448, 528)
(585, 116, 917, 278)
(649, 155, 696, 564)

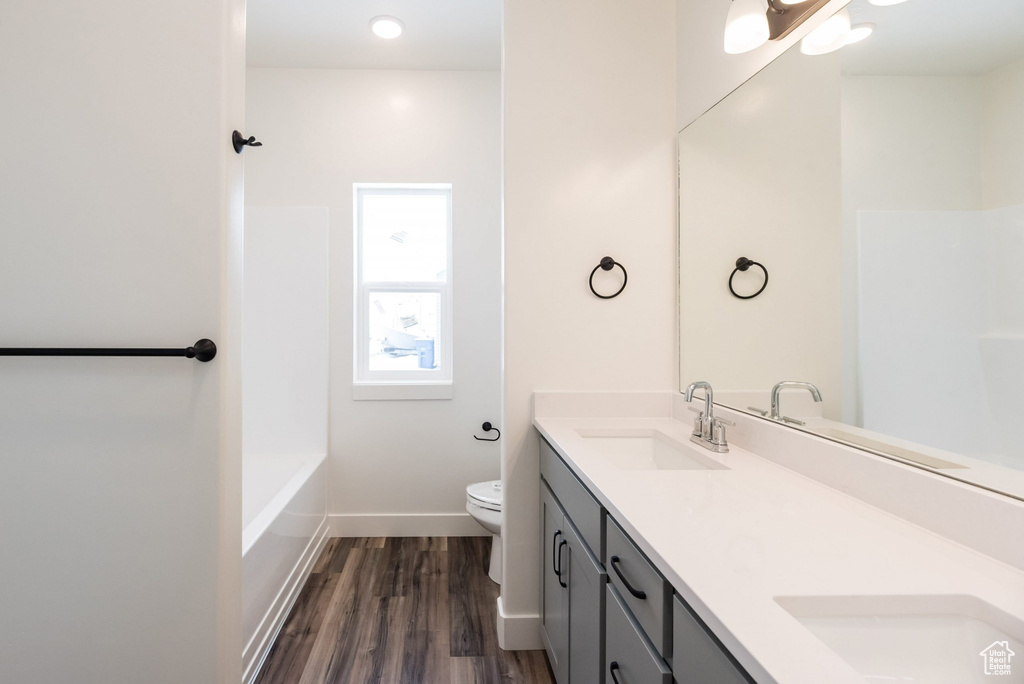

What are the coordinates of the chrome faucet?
(683, 381, 733, 453)
(769, 381, 822, 425)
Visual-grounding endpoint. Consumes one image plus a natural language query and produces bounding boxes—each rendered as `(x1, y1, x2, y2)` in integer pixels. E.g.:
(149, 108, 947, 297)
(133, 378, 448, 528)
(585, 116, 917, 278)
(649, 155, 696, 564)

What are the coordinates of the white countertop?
(534, 413, 1024, 684)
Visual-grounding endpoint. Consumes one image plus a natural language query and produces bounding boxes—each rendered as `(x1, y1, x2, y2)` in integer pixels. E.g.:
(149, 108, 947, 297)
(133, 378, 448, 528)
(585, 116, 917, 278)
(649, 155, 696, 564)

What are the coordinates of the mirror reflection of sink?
(811, 428, 967, 470)
(574, 428, 728, 470)
(775, 595, 1024, 683)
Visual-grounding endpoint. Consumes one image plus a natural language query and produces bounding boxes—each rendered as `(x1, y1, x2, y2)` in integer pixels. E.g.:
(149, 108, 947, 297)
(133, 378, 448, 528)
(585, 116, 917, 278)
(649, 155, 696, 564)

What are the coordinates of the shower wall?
(242, 206, 329, 459)
(857, 208, 1023, 466)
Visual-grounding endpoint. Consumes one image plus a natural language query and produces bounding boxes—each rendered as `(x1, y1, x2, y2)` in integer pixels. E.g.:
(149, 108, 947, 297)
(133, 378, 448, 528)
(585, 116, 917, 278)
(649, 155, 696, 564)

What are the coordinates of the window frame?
(353, 184, 453, 398)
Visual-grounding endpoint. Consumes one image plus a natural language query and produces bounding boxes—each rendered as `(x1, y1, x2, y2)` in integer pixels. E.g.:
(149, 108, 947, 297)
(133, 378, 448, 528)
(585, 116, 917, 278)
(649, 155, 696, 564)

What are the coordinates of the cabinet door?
(541, 483, 569, 684)
(566, 521, 606, 684)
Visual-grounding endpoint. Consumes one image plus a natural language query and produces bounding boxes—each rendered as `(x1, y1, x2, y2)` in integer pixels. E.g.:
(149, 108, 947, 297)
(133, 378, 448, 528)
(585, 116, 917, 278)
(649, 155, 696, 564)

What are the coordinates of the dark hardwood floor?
(254, 537, 555, 684)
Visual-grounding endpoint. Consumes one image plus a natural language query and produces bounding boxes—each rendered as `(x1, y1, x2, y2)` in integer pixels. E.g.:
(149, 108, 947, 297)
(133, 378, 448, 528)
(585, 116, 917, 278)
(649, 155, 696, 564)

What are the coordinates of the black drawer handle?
(610, 555, 647, 600)
(610, 661, 622, 684)
(557, 540, 568, 588)
(552, 531, 562, 578)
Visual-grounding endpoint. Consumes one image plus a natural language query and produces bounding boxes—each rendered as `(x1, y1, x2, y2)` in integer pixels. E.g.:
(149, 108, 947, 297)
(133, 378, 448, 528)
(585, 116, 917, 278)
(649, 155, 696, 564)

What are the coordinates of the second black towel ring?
(589, 257, 628, 299)
(729, 257, 768, 299)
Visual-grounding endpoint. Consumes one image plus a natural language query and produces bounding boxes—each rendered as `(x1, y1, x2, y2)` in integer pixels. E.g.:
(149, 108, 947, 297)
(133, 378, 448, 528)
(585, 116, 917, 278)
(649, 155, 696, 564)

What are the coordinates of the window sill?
(352, 382, 453, 401)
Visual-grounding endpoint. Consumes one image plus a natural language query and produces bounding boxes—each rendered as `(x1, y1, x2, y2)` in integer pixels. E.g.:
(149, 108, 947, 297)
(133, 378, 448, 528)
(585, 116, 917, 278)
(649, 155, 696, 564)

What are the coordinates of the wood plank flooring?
(255, 537, 555, 684)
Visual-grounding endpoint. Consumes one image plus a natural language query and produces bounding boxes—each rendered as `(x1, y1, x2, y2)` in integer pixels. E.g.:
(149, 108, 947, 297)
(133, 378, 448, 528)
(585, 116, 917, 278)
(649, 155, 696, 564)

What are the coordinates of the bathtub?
(242, 453, 328, 684)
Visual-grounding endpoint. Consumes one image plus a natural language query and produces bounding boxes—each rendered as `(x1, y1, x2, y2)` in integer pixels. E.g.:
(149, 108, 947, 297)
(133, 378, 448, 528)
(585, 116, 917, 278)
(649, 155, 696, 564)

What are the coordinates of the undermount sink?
(575, 428, 728, 470)
(775, 595, 1024, 683)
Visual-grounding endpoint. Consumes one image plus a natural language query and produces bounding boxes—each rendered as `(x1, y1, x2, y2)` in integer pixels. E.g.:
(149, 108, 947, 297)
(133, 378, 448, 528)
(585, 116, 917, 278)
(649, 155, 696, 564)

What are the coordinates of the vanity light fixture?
(370, 15, 403, 39)
(800, 8, 851, 54)
(725, 0, 834, 55)
(800, 9, 879, 55)
(724, 0, 771, 54)
(844, 22, 875, 44)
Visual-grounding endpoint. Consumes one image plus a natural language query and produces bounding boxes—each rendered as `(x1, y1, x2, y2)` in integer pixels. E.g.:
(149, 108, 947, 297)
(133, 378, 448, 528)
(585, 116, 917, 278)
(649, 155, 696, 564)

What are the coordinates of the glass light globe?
(724, 0, 770, 54)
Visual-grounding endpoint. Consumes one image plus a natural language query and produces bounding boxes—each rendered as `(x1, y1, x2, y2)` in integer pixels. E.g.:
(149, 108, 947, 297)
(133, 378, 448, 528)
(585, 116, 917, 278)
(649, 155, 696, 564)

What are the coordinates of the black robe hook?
(232, 130, 263, 154)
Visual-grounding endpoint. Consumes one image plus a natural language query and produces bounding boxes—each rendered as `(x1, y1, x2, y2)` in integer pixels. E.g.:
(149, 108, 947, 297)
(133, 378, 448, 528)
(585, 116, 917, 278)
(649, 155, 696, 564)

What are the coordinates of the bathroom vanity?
(534, 391, 1024, 684)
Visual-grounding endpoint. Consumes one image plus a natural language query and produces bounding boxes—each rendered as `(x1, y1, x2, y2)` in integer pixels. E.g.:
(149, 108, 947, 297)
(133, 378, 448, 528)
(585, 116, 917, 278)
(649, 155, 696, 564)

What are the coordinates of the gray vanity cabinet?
(541, 438, 608, 684)
(541, 482, 570, 684)
(541, 481, 608, 684)
(671, 594, 753, 684)
(540, 437, 751, 684)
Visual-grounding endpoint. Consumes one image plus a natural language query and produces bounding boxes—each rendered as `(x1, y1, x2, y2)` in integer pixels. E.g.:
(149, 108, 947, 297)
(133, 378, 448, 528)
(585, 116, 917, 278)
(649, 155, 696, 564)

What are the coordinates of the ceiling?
(247, 0, 501, 70)
(840, 0, 1024, 76)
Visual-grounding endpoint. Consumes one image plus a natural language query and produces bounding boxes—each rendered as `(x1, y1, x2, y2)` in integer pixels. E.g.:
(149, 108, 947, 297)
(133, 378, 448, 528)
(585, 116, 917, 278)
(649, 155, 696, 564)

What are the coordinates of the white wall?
(243, 207, 329, 459)
(245, 69, 502, 535)
(502, 0, 678, 648)
(676, 0, 851, 129)
(678, 47, 843, 418)
(0, 2, 243, 682)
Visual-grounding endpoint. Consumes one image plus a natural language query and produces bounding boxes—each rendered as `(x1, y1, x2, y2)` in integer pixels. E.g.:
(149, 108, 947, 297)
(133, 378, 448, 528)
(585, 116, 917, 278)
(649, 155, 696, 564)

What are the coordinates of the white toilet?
(466, 480, 503, 584)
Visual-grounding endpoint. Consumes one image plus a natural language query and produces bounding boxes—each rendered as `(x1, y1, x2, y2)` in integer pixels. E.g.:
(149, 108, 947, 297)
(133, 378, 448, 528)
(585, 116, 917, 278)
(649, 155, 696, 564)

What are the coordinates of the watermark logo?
(980, 640, 1015, 676)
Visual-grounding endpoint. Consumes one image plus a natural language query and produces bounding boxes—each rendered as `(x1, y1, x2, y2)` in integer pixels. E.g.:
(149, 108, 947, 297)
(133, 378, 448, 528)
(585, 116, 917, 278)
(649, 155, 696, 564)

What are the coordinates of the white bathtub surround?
(534, 391, 1024, 683)
(241, 207, 330, 681)
(242, 207, 329, 459)
(242, 454, 328, 684)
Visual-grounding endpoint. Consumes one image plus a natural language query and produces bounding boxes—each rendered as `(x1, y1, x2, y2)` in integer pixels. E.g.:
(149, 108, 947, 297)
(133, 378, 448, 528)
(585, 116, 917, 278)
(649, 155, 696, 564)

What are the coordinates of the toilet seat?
(466, 480, 502, 512)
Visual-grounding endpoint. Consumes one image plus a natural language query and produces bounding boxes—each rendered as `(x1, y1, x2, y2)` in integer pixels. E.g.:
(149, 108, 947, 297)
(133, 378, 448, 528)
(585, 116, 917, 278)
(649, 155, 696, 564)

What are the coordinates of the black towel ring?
(589, 257, 628, 299)
(729, 257, 768, 300)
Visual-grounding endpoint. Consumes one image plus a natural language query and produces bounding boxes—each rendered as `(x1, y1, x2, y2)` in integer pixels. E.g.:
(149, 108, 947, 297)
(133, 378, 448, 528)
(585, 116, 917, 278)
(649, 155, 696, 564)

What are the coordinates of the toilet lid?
(467, 480, 502, 511)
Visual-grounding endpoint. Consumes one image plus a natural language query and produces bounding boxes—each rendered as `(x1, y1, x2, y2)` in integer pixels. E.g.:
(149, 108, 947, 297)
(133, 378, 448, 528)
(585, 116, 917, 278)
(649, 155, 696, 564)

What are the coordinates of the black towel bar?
(0, 338, 217, 362)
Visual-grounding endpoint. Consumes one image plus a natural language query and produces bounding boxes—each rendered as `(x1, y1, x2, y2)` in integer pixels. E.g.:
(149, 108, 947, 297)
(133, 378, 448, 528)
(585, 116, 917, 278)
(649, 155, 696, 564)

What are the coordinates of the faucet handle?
(712, 416, 734, 427)
(687, 406, 702, 414)
(747, 406, 768, 416)
(780, 415, 806, 426)
(710, 417, 731, 449)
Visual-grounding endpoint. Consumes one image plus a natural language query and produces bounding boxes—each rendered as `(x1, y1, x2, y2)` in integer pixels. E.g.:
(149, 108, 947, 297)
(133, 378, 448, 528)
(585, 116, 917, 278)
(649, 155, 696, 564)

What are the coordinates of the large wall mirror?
(678, 0, 1024, 500)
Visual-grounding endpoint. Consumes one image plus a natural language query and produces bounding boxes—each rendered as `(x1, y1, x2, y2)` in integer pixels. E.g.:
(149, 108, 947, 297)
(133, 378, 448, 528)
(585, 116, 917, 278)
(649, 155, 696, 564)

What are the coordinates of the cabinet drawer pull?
(610, 555, 647, 600)
(609, 661, 622, 684)
(558, 540, 568, 588)
(553, 531, 562, 578)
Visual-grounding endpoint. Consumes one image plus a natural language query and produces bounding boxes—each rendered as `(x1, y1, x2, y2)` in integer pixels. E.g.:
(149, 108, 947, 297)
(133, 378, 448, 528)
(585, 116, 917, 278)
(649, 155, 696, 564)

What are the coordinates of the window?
(354, 184, 452, 398)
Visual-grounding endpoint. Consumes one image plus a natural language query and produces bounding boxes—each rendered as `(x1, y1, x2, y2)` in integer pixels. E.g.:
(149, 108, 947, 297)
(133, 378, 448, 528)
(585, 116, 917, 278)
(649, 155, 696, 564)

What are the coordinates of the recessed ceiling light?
(868, 0, 908, 5)
(845, 22, 875, 44)
(370, 16, 403, 39)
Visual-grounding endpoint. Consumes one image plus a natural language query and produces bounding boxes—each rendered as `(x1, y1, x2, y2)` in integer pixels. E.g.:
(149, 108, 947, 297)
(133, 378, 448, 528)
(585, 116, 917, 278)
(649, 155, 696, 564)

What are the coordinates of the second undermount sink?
(775, 595, 1024, 683)
(575, 428, 728, 470)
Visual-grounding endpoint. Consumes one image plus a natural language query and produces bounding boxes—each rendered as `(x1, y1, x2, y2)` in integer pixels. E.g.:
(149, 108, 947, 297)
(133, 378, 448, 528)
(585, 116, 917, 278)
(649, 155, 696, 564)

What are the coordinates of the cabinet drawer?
(541, 438, 604, 559)
(606, 516, 671, 659)
(672, 594, 752, 684)
(606, 584, 671, 684)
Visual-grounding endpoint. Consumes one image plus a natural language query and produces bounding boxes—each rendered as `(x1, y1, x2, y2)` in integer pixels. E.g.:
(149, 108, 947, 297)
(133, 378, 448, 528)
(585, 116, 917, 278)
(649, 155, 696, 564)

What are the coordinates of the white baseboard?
(496, 596, 544, 650)
(329, 512, 489, 537)
(242, 517, 329, 684)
